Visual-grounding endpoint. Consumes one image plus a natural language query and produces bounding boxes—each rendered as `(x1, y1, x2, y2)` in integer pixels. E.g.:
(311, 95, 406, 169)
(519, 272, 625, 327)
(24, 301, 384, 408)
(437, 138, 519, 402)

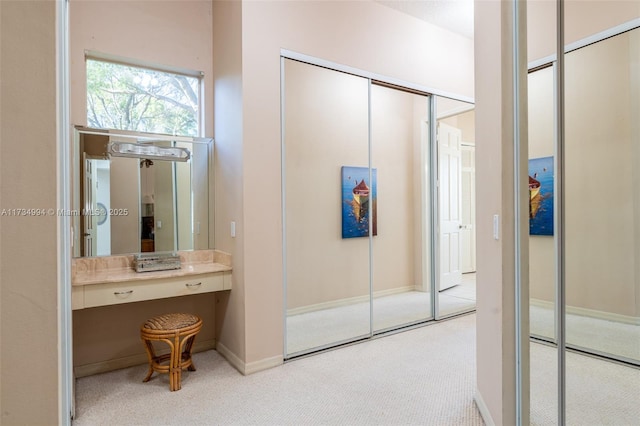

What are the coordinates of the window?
(86, 57, 201, 137)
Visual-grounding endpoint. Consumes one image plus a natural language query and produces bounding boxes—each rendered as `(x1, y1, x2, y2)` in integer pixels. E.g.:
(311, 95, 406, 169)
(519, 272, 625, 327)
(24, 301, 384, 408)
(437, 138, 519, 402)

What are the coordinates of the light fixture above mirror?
(108, 141, 191, 162)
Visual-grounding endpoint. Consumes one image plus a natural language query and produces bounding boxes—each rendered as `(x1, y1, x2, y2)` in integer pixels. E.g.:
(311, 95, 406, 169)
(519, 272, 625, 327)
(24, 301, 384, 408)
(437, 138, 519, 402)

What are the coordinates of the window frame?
(85, 51, 204, 137)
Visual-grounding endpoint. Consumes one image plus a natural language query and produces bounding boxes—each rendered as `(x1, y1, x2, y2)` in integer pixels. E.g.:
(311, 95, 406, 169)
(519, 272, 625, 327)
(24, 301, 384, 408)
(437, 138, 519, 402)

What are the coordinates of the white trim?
(437, 103, 475, 120)
(85, 50, 204, 78)
(286, 286, 417, 316)
(216, 341, 281, 375)
(281, 56, 289, 358)
(473, 389, 496, 426)
(245, 355, 283, 375)
(75, 125, 212, 144)
(429, 96, 440, 319)
(280, 49, 474, 104)
(73, 339, 216, 378)
(57, 0, 73, 423)
(216, 341, 246, 374)
(367, 78, 374, 337)
(512, 0, 528, 422)
(528, 18, 640, 70)
(531, 298, 640, 326)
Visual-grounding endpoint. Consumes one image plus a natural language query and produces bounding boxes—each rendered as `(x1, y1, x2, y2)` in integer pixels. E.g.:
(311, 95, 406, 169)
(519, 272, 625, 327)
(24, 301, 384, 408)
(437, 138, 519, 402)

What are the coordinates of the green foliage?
(86, 60, 199, 136)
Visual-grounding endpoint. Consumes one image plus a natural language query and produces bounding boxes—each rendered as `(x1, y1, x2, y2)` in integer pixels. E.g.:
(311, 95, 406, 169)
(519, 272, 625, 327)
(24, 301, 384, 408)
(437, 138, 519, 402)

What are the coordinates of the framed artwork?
(341, 166, 377, 238)
(529, 156, 554, 236)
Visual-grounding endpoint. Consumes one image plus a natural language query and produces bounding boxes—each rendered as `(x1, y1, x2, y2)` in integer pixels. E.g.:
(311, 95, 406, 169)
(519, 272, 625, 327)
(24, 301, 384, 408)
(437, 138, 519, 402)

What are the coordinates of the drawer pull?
(185, 282, 202, 288)
(114, 290, 133, 296)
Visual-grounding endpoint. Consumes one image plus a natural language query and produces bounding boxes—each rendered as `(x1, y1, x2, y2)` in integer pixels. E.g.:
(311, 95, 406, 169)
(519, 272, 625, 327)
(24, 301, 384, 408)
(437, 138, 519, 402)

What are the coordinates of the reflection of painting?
(341, 166, 377, 238)
(529, 156, 554, 236)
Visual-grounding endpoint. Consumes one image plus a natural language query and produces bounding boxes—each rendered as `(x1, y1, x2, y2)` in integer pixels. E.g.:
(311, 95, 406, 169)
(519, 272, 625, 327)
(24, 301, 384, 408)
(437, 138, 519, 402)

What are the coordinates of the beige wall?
(474, 0, 528, 423)
(69, 0, 214, 134)
(217, 0, 474, 366)
(633, 28, 640, 318)
(566, 30, 638, 317)
(69, 0, 217, 372)
(192, 142, 211, 250)
(528, 27, 640, 318)
(153, 160, 176, 252)
(176, 145, 192, 250)
(527, 0, 640, 63)
(441, 110, 476, 143)
(371, 86, 430, 296)
(212, 0, 245, 362)
(109, 156, 140, 253)
(283, 63, 430, 310)
(284, 60, 370, 309)
(0, 1, 60, 424)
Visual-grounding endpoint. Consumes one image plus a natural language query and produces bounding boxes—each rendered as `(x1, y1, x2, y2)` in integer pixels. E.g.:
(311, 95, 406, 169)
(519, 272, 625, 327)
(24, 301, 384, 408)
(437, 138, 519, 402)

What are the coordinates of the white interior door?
(461, 144, 476, 273)
(438, 122, 463, 291)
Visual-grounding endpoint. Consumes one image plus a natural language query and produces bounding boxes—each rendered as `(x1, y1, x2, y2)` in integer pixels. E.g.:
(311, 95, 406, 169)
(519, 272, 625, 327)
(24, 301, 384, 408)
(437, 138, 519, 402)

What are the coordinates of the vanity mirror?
(72, 126, 212, 257)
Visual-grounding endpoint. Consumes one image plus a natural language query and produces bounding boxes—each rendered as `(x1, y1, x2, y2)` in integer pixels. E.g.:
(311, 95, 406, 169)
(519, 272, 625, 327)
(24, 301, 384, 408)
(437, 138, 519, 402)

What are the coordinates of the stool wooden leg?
(143, 365, 154, 383)
(141, 339, 156, 382)
(170, 334, 181, 391)
(184, 335, 197, 371)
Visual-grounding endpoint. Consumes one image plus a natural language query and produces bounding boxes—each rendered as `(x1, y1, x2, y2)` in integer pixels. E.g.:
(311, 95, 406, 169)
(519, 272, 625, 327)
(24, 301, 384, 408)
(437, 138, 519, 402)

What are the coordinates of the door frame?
(57, 0, 73, 423)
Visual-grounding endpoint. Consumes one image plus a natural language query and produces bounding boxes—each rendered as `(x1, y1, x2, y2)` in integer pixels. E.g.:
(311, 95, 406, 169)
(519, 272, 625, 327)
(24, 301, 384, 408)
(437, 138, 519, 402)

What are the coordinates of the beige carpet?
(287, 275, 476, 355)
(74, 314, 483, 425)
(530, 304, 640, 362)
(73, 311, 639, 425)
(531, 343, 640, 425)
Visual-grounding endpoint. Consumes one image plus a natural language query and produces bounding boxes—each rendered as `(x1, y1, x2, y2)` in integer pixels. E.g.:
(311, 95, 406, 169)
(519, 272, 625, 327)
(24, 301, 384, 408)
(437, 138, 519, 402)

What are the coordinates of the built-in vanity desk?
(72, 250, 232, 310)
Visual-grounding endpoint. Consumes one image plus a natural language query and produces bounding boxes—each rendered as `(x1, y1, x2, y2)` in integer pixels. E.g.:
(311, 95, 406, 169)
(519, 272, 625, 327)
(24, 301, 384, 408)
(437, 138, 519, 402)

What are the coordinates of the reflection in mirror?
(73, 127, 212, 257)
(435, 96, 476, 318)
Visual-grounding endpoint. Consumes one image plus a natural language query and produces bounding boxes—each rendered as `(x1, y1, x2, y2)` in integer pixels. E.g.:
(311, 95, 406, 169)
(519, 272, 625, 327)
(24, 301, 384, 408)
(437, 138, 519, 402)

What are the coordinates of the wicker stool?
(140, 313, 203, 391)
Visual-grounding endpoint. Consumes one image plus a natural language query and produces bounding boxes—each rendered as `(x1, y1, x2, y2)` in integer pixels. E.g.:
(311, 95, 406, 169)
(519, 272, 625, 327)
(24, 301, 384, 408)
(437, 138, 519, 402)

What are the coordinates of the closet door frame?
(280, 51, 474, 359)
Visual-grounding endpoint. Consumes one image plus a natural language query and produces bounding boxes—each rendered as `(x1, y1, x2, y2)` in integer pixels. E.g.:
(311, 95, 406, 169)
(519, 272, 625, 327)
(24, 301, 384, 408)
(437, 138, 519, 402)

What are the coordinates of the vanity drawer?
(83, 273, 227, 308)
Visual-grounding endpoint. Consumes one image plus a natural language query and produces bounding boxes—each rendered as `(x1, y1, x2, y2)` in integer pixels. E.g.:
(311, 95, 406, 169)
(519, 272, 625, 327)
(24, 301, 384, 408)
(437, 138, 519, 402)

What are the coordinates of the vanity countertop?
(73, 262, 231, 286)
(72, 249, 232, 287)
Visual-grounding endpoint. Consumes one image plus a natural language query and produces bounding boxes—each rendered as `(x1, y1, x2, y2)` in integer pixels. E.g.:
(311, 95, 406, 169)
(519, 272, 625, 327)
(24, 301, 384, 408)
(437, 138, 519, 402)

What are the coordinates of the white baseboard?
(531, 298, 640, 326)
(287, 285, 416, 316)
(245, 355, 283, 375)
(74, 339, 216, 378)
(216, 341, 245, 374)
(216, 341, 283, 375)
(473, 389, 496, 426)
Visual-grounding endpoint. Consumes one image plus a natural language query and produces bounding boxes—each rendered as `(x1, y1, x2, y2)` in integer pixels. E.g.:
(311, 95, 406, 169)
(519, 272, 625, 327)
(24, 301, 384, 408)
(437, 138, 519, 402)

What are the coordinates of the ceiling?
(376, 0, 474, 39)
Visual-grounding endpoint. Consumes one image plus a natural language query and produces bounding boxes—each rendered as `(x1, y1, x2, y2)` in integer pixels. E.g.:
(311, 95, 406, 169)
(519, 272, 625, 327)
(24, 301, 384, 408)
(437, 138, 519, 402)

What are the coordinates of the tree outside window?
(86, 59, 200, 137)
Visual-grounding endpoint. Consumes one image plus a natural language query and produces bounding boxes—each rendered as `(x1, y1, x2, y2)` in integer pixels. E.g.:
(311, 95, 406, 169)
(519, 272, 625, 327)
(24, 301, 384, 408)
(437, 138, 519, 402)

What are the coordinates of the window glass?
(86, 59, 200, 136)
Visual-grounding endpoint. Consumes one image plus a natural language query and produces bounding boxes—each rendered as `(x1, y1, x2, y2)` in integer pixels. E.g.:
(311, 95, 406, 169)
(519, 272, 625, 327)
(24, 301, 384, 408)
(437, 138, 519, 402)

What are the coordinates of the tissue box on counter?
(133, 252, 181, 273)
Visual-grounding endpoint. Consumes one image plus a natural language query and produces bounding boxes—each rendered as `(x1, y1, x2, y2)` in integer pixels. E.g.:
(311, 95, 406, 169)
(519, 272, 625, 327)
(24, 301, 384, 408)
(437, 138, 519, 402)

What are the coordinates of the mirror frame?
(72, 125, 213, 258)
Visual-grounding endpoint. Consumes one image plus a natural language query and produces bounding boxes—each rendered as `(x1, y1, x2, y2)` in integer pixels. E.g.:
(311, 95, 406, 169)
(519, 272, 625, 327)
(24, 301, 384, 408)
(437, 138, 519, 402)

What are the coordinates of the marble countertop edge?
(72, 249, 233, 287)
(73, 262, 232, 286)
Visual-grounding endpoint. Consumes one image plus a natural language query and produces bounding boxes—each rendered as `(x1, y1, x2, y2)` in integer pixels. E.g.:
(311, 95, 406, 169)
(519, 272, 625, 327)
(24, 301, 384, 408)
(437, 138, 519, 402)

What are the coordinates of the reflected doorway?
(436, 97, 477, 318)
